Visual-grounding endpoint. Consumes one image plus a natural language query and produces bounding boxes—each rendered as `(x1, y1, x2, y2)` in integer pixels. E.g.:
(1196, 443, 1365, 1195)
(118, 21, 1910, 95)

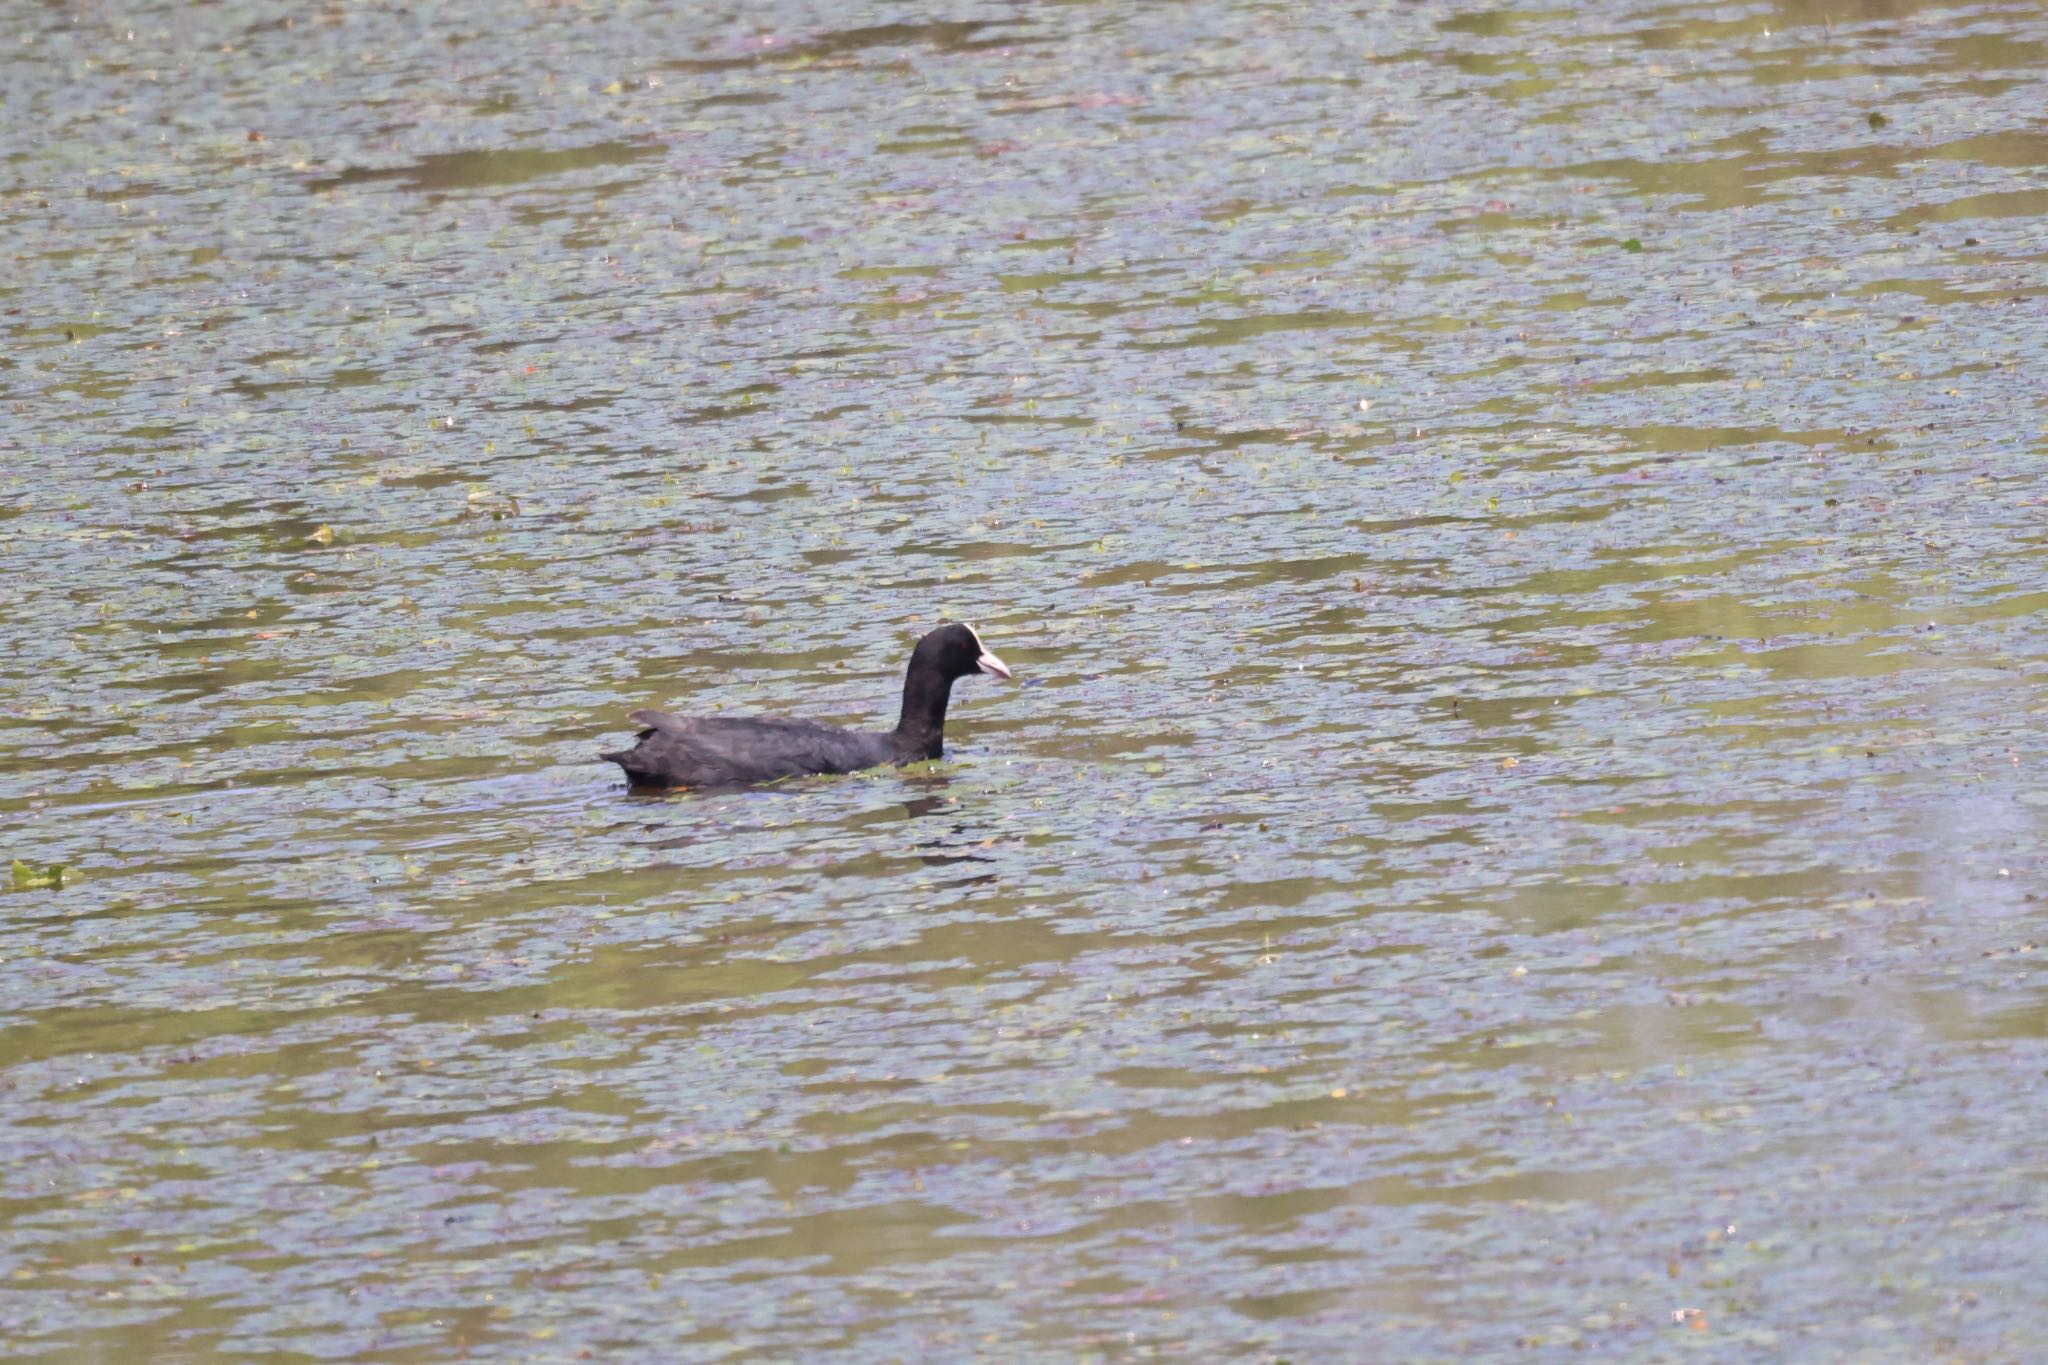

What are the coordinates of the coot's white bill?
(963, 623, 1011, 680)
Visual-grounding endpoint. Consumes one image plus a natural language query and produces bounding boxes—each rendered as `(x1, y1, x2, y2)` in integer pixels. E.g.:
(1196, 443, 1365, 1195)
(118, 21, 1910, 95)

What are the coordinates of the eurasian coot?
(601, 622, 1012, 789)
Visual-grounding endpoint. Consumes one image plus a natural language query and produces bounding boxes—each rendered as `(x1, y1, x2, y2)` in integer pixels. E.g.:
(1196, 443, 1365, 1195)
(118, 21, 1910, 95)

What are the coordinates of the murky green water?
(5, 0, 2047, 1358)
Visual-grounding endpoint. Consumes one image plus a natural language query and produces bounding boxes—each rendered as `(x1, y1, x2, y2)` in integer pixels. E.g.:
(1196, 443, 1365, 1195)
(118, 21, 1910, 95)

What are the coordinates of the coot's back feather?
(601, 623, 1011, 789)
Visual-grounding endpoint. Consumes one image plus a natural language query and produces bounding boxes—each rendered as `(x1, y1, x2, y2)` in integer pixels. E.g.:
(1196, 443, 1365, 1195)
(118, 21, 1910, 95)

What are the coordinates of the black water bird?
(601, 623, 1012, 789)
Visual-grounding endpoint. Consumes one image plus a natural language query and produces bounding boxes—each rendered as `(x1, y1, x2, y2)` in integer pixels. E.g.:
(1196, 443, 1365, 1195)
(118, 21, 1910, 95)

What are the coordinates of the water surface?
(4, 0, 2047, 1359)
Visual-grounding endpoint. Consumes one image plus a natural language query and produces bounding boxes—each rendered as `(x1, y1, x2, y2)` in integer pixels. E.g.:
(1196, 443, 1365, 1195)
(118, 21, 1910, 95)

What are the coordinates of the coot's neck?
(893, 664, 955, 758)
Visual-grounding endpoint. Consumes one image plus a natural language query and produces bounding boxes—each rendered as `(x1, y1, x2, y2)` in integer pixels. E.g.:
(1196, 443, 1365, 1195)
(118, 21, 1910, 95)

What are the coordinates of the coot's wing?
(626, 709, 700, 740)
(604, 711, 897, 787)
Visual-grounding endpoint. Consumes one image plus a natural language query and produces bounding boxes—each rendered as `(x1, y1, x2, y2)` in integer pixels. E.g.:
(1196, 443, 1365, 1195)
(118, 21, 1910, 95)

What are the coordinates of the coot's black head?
(913, 622, 1012, 682)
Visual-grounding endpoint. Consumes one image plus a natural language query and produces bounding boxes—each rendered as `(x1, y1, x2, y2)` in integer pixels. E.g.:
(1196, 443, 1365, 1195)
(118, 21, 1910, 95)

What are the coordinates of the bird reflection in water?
(898, 777, 998, 872)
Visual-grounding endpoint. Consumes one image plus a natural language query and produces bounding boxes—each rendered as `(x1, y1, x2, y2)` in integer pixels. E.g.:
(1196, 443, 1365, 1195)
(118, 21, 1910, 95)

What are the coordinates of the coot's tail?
(600, 747, 665, 787)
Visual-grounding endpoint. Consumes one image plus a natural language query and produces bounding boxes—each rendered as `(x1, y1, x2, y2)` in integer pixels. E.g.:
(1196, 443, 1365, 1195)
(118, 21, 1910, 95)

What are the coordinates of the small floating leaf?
(1620, 237, 1643, 253)
(11, 859, 67, 890)
(306, 524, 335, 545)
(1867, 111, 1888, 130)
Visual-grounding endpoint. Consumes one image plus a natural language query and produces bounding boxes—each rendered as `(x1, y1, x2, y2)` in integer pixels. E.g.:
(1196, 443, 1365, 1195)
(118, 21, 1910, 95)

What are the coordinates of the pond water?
(5, 0, 2047, 1358)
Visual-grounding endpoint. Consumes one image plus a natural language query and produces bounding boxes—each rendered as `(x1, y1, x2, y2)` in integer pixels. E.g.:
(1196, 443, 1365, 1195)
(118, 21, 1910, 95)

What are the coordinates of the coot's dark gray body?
(601, 623, 1011, 789)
